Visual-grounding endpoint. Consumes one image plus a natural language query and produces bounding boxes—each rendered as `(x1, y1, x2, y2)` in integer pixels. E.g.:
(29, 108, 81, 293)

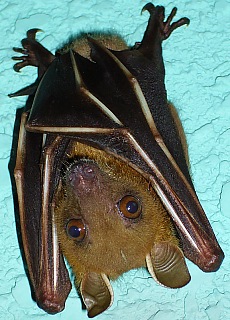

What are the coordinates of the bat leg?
(9, 28, 55, 97)
(14, 113, 71, 313)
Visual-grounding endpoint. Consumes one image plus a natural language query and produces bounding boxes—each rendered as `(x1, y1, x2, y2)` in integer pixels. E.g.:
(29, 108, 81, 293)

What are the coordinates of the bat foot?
(10, 29, 55, 96)
(142, 3, 190, 41)
(11, 29, 43, 72)
(11, 29, 54, 73)
(161, 7, 190, 40)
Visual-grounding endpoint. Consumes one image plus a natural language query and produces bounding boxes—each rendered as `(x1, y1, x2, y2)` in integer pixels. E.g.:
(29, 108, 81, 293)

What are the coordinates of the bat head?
(54, 141, 190, 317)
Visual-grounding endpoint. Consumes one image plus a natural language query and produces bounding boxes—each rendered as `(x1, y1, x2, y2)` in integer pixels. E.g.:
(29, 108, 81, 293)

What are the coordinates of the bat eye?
(117, 195, 142, 219)
(66, 219, 86, 241)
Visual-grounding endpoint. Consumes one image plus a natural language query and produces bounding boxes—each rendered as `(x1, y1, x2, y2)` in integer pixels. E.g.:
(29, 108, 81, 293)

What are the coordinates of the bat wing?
(25, 6, 223, 272)
(14, 112, 72, 313)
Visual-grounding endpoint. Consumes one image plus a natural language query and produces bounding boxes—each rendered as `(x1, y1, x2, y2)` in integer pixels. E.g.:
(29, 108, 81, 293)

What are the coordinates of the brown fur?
(58, 33, 128, 60)
(54, 141, 179, 283)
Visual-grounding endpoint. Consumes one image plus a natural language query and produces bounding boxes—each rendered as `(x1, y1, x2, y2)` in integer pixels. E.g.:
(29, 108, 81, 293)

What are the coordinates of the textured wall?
(0, 0, 229, 319)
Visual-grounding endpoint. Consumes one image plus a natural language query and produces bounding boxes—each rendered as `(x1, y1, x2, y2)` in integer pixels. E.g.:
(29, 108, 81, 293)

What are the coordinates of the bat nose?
(68, 162, 96, 185)
(66, 161, 102, 196)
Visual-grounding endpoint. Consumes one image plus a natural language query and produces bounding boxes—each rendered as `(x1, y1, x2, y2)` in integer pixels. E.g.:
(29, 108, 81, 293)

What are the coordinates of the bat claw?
(12, 50, 34, 72)
(162, 8, 190, 39)
(160, 6, 190, 39)
(10, 28, 55, 92)
(13, 47, 28, 54)
(26, 28, 43, 40)
(11, 46, 30, 72)
(13, 62, 29, 72)
(11, 29, 54, 72)
(141, 4, 190, 41)
(12, 56, 27, 61)
(141, 2, 155, 14)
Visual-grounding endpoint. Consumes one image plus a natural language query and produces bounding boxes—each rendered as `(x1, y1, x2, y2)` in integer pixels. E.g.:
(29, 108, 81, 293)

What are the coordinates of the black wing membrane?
(14, 113, 72, 313)
(26, 52, 122, 130)
(25, 6, 224, 271)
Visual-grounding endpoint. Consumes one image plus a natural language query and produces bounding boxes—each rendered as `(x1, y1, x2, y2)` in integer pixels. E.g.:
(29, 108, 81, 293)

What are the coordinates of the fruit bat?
(9, 3, 224, 318)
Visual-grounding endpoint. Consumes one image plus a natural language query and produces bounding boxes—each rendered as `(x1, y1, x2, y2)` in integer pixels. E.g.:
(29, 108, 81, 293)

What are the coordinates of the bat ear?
(146, 242, 191, 288)
(80, 272, 114, 318)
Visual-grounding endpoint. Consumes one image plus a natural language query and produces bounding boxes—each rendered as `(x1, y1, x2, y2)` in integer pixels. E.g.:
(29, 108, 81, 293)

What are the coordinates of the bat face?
(54, 142, 187, 277)
(9, 2, 224, 318)
(55, 158, 152, 279)
(53, 141, 190, 316)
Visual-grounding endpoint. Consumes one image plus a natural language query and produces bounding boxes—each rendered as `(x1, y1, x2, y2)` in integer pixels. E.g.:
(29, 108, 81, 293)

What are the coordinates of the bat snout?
(66, 161, 101, 194)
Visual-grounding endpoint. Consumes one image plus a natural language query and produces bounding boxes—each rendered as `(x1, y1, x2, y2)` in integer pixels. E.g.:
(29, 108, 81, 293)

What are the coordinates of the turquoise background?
(0, 0, 229, 319)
